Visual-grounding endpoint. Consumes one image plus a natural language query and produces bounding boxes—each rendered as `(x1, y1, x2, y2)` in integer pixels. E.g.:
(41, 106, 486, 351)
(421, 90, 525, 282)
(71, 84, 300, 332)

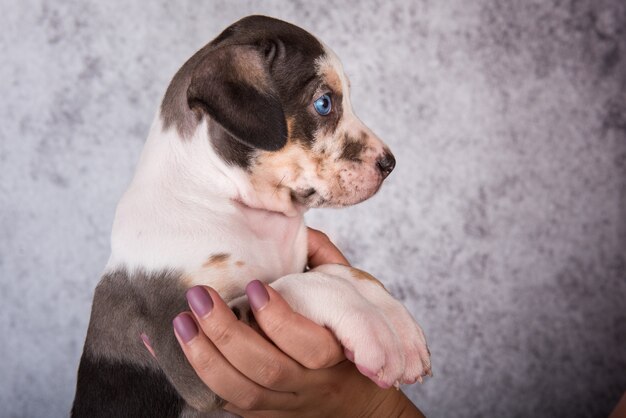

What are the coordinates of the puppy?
(72, 15, 430, 417)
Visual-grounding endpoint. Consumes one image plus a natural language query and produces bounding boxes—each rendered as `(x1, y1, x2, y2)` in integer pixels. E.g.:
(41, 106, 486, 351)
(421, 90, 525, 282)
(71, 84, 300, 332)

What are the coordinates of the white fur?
(107, 115, 308, 299)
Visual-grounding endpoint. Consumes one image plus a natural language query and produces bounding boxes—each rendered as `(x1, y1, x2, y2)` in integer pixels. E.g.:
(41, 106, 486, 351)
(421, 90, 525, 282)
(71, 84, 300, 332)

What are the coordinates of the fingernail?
(173, 313, 198, 343)
(186, 286, 214, 318)
(344, 348, 355, 362)
(246, 280, 269, 311)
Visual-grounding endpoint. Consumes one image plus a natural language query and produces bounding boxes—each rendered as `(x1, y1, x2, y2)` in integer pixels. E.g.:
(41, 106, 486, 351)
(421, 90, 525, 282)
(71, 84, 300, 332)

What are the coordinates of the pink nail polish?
(186, 286, 214, 317)
(246, 280, 269, 311)
(173, 313, 198, 343)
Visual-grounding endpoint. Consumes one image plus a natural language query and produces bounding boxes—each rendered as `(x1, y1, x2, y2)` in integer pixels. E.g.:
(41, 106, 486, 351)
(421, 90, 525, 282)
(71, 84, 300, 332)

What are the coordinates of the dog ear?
(187, 43, 288, 151)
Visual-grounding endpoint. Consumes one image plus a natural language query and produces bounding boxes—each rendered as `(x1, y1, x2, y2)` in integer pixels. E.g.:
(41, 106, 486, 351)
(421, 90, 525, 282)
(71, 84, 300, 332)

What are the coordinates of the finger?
(247, 280, 345, 369)
(186, 286, 306, 392)
(307, 227, 350, 268)
(173, 312, 297, 410)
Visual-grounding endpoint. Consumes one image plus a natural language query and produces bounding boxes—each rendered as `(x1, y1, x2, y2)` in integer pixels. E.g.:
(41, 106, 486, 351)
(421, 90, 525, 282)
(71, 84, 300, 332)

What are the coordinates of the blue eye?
(313, 94, 332, 115)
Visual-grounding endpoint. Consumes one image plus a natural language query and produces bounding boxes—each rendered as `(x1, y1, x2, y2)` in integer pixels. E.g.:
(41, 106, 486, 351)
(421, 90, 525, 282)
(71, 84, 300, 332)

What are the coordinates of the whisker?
(273, 175, 286, 197)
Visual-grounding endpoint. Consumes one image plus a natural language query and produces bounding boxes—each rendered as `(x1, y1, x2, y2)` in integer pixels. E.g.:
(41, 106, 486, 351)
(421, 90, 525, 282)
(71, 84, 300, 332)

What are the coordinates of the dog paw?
(336, 299, 431, 388)
(381, 301, 432, 385)
(305, 266, 432, 387)
(273, 270, 431, 388)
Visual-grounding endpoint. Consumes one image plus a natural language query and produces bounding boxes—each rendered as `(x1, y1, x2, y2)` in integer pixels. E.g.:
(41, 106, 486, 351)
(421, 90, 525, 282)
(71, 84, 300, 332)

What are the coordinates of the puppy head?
(161, 15, 395, 212)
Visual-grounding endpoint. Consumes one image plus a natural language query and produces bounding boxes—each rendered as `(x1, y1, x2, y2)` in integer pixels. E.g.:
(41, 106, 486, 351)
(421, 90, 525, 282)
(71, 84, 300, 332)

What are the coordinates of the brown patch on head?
(340, 135, 365, 162)
(349, 267, 386, 290)
(281, 82, 326, 148)
(252, 142, 306, 184)
(320, 65, 342, 94)
(228, 49, 272, 88)
(251, 140, 330, 210)
(286, 116, 298, 140)
(235, 260, 245, 267)
(202, 253, 230, 268)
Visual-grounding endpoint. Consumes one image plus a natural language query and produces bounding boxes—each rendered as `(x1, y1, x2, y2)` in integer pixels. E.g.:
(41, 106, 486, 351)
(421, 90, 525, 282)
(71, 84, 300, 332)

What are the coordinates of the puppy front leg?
(268, 268, 431, 388)
(79, 270, 223, 414)
(140, 293, 225, 413)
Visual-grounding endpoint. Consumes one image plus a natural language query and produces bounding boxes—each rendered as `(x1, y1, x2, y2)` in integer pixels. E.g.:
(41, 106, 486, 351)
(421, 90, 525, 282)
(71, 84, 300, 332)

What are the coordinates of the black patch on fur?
(187, 55, 288, 152)
(71, 354, 184, 418)
(209, 119, 255, 168)
(160, 16, 327, 167)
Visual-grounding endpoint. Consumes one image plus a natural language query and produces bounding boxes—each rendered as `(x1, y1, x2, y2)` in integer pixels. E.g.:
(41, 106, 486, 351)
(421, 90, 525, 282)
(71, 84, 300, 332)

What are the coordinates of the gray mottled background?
(1, 0, 625, 417)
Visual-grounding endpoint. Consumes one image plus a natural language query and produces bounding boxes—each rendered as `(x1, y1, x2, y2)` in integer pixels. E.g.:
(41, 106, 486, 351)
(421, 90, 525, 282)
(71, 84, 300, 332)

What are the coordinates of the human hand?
(305, 226, 350, 268)
(171, 227, 425, 417)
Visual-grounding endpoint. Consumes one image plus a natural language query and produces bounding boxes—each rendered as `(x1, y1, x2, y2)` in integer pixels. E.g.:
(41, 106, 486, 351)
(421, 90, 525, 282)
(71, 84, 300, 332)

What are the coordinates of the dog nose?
(376, 152, 396, 178)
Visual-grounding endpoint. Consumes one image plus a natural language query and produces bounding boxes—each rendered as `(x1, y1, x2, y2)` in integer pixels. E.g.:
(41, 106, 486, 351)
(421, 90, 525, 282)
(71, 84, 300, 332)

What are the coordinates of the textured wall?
(1, 1, 625, 417)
